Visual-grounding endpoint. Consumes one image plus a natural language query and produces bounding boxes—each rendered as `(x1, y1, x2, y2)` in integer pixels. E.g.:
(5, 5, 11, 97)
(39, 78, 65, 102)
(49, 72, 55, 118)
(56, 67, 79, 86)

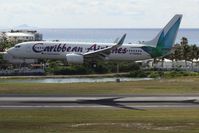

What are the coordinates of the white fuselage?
(7, 41, 152, 62)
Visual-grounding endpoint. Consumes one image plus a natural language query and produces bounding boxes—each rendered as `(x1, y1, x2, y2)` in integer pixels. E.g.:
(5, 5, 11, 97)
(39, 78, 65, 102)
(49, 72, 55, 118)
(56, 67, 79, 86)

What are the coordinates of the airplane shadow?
(22, 97, 145, 111)
(22, 98, 199, 111)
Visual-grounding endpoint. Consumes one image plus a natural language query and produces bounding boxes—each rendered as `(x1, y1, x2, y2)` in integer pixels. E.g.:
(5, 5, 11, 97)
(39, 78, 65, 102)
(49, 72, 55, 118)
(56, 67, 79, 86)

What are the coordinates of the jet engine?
(66, 53, 84, 64)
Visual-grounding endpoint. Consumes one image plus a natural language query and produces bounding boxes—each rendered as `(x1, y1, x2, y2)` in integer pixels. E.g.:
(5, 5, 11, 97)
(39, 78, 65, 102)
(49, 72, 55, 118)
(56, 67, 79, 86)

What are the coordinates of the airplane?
(5, 15, 182, 65)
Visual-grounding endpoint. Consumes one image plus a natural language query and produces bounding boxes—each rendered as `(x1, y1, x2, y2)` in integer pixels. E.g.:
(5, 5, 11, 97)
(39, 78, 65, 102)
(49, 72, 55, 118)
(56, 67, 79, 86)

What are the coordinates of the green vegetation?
(0, 109, 199, 133)
(0, 36, 14, 52)
(45, 61, 140, 75)
(0, 77, 199, 95)
(166, 37, 199, 63)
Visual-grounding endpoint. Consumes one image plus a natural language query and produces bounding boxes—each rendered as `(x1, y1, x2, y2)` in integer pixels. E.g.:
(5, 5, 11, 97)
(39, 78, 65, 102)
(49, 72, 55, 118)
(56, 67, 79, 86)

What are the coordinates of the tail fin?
(143, 14, 182, 57)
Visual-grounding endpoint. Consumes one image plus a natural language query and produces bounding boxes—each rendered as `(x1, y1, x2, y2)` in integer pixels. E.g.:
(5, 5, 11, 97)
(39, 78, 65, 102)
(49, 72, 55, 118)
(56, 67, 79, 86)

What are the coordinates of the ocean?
(37, 29, 199, 45)
(2, 28, 199, 45)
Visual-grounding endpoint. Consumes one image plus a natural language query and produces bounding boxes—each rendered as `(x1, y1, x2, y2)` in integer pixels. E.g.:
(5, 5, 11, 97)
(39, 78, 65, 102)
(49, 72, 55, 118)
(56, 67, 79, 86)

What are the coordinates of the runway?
(0, 95, 199, 109)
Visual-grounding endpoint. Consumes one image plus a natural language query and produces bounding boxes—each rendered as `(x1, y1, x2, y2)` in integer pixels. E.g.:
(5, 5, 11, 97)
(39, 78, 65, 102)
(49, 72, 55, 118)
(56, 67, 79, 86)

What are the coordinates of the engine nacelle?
(66, 53, 84, 64)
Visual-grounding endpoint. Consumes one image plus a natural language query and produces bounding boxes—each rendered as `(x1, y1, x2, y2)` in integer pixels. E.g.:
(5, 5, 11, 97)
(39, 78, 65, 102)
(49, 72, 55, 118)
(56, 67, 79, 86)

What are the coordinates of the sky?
(0, 0, 199, 28)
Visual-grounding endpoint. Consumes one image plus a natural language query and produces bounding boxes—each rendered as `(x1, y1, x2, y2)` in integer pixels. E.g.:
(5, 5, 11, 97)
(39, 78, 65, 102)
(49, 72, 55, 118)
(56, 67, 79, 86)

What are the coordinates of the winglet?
(116, 34, 126, 46)
(113, 37, 119, 43)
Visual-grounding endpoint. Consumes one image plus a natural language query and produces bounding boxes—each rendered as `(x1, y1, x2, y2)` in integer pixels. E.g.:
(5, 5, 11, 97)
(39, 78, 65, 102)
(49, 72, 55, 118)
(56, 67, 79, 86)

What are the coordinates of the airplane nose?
(7, 47, 12, 53)
(7, 47, 16, 56)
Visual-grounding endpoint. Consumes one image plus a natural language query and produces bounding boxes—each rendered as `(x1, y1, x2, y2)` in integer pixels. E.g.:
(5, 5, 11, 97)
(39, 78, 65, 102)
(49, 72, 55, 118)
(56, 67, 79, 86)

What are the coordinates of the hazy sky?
(0, 0, 199, 28)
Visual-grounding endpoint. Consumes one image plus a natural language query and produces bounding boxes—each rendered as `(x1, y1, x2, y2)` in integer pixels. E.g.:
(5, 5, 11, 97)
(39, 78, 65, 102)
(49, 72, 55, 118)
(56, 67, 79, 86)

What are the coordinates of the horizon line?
(1, 27, 199, 30)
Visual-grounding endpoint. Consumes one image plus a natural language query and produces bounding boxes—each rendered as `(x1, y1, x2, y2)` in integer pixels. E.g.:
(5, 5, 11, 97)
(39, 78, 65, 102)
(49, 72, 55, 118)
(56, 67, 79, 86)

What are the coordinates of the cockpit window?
(15, 45, 21, 48)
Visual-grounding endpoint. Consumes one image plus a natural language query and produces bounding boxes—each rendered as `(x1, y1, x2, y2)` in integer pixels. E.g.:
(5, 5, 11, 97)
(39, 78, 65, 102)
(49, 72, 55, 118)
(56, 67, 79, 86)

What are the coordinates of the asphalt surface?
(0, 95, 199, 109)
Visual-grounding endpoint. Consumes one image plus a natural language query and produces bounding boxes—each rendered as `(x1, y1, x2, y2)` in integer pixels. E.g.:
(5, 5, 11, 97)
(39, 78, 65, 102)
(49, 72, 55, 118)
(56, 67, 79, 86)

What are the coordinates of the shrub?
(128, 70, 148, 78)
(148, 71, 160, 78)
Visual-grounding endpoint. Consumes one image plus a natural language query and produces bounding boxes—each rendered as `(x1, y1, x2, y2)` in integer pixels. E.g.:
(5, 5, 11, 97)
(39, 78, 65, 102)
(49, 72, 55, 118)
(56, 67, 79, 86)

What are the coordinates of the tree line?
(166, 37, 199, 63)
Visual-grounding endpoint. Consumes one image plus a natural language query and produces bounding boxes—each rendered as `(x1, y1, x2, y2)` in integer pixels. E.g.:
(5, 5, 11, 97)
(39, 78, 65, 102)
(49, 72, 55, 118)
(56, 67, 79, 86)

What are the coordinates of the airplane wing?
(83, 34, 126, 60)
